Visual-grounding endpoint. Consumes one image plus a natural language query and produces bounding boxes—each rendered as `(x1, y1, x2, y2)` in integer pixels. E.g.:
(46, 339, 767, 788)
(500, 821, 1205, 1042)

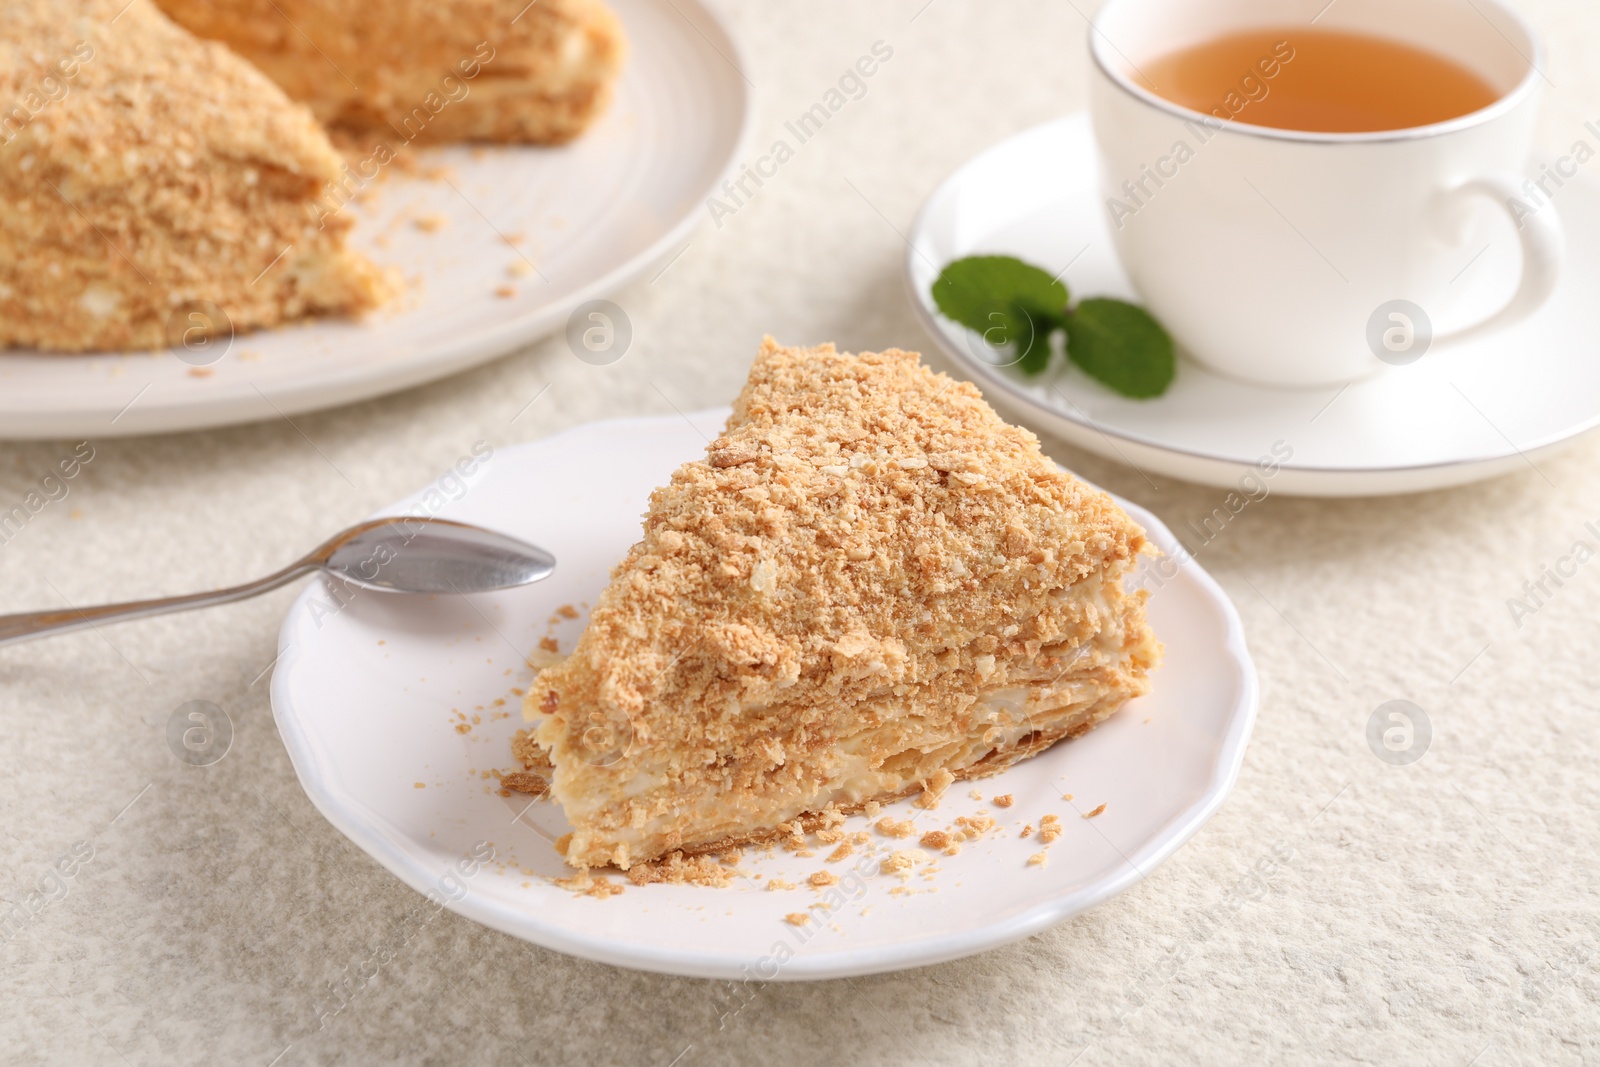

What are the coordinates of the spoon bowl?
(317, 518, 557, 595)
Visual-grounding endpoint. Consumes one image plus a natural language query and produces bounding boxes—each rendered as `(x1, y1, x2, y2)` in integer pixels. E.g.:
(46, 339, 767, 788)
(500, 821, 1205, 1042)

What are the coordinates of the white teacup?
(1088, 0, 1562, 387)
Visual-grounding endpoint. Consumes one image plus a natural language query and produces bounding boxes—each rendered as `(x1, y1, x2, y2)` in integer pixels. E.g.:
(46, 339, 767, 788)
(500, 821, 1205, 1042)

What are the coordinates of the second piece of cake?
(154, 0, 627, 145)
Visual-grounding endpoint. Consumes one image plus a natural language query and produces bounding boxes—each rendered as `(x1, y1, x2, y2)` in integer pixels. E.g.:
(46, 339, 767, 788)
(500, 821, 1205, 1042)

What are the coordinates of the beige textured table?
(5, 2, 1600, 1063)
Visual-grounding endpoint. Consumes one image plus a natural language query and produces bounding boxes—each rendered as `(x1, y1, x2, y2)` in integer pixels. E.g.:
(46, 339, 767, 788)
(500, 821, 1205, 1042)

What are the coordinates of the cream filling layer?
(548, 576, 1145, 865)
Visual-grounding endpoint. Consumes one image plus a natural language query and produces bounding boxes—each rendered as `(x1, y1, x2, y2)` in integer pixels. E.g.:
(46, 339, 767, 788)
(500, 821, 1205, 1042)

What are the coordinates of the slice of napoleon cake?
(0, 0, 391, 352)
(511, 338, 1161, 870)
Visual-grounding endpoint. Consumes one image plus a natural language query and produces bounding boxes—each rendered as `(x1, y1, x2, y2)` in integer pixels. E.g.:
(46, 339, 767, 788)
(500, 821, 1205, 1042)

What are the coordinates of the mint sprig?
(930, 254, 1175, 398)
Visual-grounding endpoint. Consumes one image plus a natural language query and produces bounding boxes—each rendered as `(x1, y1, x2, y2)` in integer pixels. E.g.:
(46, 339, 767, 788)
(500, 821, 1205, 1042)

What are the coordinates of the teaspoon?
(0, 517, 556, 649)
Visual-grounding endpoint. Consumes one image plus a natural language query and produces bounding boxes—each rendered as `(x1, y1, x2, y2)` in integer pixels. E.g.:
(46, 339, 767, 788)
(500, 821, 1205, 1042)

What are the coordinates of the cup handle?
(1435, 173, 1564, 345)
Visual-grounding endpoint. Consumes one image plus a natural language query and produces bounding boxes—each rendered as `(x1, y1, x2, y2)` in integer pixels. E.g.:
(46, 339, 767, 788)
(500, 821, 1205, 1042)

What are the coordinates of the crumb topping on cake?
(526, 339, 1158, 869)
(0, 0, 391, 351)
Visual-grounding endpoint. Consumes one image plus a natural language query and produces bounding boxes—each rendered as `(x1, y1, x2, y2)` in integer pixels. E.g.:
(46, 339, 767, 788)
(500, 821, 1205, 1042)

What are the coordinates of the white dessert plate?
(0, 0, 748, 440)
(270, 409, 1257, 980)
(905, 115, 1600, 496)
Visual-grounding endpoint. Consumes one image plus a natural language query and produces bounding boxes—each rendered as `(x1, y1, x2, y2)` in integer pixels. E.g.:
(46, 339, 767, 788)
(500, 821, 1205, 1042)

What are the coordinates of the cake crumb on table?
(552, 871, 625, 897)
(876, 817, 915, 838)
(785, 913, 809, 926)
(881, 851, 916, 875)
(766, 879, 796, 891)
(919, 830, 952, 851)
(624, 851, 735, 888)
(1039, 814, 1062, 843)
(827, 842, 854, 862)
(968, 789, 984, 801)
(993, 794, 1015, 808)
(1020, 824, 1034, 838)
(876, 851, 928, 876)
(808, 870, 839, 888)
(1027, 852, 1047, 867)
(1084, 803, 1107, 819)
(953, 814, 996, 839)
(501, 771, 548, 796)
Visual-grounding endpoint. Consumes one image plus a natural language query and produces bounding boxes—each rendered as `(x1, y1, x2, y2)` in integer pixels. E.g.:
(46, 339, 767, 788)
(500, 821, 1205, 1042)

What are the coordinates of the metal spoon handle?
(0, 560, 319, 649)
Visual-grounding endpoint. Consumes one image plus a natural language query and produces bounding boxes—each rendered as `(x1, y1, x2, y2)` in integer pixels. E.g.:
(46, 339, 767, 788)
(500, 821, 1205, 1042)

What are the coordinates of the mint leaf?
(931, 256, 1067, 374)
(1013, 307, 1055, 374)
(931, 255, 1069, 327)
(1063, 298, 1175, 399)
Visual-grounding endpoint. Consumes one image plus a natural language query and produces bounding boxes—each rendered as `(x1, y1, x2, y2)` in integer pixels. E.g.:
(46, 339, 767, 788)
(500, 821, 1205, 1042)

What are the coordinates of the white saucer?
(0, 0, 748, 439)
(905, 115, 1600, 496)
(269, 410, 1257, 980)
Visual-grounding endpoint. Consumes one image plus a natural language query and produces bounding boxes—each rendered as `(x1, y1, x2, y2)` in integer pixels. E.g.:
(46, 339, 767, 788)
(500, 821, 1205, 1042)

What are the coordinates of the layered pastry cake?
(154, 0, 626, 144)
(513, 339, 1161, 871)
(0, 0, 391, 352)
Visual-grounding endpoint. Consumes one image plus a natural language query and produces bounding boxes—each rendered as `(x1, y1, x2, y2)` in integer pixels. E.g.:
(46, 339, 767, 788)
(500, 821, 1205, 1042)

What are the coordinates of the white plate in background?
(0, 0, 749, 439)
(270, 410, 1258, 979)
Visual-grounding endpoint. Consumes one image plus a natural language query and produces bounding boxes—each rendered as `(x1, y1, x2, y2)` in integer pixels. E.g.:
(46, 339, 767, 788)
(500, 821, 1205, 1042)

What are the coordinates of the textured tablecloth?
(5, 2, 1599, 1063)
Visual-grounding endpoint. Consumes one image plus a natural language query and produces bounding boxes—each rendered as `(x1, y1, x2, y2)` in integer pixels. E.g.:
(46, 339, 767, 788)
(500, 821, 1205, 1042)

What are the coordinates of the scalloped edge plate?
(270, 410, 1257, 979)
